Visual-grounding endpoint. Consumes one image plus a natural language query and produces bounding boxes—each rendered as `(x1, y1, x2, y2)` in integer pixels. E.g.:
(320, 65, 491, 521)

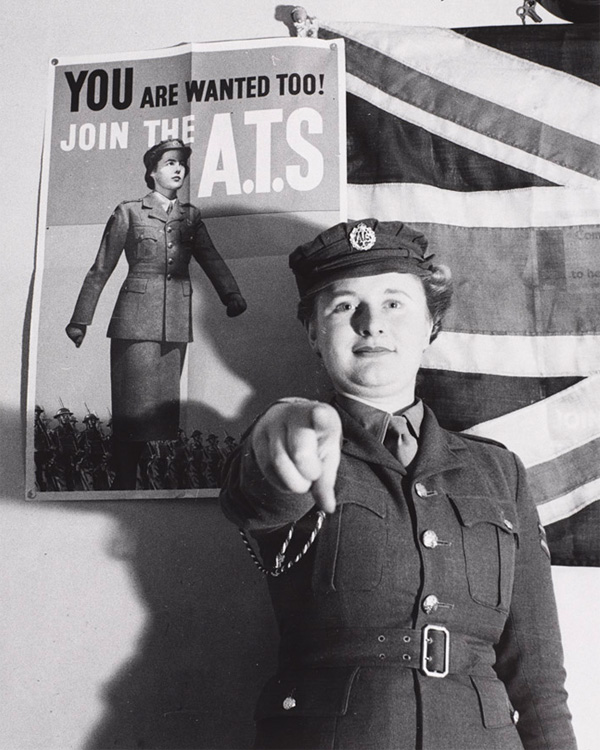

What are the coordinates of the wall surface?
(1, 1, 599, 749)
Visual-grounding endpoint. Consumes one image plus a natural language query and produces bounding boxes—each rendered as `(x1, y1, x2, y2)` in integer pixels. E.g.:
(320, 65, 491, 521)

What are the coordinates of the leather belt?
(279, 626, 497, 679)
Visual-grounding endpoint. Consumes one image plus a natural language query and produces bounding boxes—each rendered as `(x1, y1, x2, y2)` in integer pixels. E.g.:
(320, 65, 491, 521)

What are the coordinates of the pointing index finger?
(309, 403, 342, 513)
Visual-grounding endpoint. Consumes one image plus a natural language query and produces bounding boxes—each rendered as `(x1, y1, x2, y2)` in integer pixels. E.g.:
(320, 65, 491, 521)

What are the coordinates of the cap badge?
(349, 223, 376, 251)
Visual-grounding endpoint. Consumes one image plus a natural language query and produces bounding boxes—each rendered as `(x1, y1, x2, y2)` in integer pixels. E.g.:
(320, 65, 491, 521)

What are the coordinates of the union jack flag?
(316, 20, 600, 565)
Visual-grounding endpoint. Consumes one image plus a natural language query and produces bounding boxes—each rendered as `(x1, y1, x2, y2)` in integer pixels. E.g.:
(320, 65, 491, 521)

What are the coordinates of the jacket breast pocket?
(311, 476, 388, 593)
(133, 226, 160, 259)
(450, 494, 519, 611)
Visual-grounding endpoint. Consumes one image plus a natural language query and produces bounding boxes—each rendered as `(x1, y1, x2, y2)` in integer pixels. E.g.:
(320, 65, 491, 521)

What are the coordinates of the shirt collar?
(334, 393, 424, 444)
(152, 191, 176, 212)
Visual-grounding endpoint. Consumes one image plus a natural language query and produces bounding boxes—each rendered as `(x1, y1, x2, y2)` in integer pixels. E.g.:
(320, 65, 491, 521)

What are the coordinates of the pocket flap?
(450, 494, 518, 536)
(334, 474, 387, 518)
(123, 277, 148, 294)
(134, 226, 159, 242)
(471, 676, 515, 728)
(254, 667, 359, 720)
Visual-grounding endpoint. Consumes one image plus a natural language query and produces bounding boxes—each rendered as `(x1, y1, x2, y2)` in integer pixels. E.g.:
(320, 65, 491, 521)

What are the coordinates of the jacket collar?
(336, 403, 409, 475)
(141, 191, 185, 222)
(336, 400, 468, 480)
(334, 393, 423, 444)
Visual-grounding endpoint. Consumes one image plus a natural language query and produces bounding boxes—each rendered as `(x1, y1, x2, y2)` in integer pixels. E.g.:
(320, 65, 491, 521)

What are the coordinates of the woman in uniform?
(66, 138, 247, 489)
(220, 219, 577, 750)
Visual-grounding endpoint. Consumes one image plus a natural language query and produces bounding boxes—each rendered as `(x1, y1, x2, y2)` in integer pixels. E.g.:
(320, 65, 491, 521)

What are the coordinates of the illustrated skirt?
(110, 339, 187, 442)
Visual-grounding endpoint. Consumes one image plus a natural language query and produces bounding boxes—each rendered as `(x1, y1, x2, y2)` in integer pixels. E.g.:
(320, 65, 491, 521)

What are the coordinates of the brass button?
(166, 274, 172, 280)
(504, 519, 514, 531)
(282, 696, 296, 711)
(422, 594, 439, 614)
(167, 242, 173, 248)
(415, 482, 428, 498)
(512, 709, 519, 725)
(377, 635, 386, 642)
(167, 226, 172, 232)
(422, 530, 439, 549)
(168, 258, 174, 264)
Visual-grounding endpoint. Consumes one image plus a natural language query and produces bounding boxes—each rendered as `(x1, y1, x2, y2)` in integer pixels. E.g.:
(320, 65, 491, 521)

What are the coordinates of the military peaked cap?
(289, 219, 435, 298)
(143, 138, 192, 170)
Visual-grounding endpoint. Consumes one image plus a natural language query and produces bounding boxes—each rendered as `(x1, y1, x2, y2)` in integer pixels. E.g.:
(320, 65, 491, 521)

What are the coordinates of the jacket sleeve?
(69, 203, 129, 326)
(219, 417, 315, 532)
(494, 453, 578, 750)
(190, 211, 243, 304)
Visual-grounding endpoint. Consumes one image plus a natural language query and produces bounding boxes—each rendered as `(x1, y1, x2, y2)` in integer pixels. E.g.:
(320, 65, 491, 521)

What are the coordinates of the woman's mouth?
(353, 345, 394, 356)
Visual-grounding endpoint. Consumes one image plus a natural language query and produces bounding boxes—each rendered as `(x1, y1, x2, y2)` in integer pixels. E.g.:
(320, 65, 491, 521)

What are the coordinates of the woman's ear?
(307, 318, 320, 355)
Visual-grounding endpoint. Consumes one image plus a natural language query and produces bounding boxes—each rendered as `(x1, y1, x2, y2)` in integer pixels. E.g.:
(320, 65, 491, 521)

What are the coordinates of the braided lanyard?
(239, 510, 326, 577)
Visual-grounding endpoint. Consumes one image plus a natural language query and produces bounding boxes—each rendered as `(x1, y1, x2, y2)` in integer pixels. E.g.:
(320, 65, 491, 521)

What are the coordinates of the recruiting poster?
(27, 37, 346, 499)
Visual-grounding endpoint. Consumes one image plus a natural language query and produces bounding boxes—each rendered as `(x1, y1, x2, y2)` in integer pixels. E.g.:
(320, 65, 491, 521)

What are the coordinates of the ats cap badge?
(349, 222, 376, 251)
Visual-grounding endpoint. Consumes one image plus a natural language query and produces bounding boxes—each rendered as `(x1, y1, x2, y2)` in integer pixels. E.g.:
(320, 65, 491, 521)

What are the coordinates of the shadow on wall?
(17, 209, 334, 747)
(9, 357, 279, 748)
(77, 498, 278, 750)
(6, 391, 278, 748)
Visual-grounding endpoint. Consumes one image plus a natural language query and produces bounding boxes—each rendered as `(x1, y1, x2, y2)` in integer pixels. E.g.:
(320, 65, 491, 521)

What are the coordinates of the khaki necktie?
(383, 414, 418, 468)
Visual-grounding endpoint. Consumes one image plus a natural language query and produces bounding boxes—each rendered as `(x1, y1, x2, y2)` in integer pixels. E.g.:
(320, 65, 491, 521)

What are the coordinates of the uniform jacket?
(220, 402, 577, 750)
(70, 192, 242, 342)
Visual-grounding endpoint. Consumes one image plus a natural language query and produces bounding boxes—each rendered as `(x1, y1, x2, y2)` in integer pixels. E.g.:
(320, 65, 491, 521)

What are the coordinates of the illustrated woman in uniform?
(66, 138, 247, 489)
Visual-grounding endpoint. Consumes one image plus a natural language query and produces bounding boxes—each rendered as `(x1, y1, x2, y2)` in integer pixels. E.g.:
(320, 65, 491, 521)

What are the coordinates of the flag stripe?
(453, 24, 600, 87)
(417, 370, 581, 432)
(545, 502, 600, 565)
(346, 93, 555, 192)
(321, 24, 600, 149)
(528, 439, 600, 506)
(348, 183, 600, 228)
(424, 332, 600, 378)
(462, 374, 600, 466)
(346, 73, 599, 188)
(537, 479, 600, 526)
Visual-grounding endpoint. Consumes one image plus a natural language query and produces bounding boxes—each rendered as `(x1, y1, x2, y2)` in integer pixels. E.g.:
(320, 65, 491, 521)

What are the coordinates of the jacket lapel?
(169, 200, 186, 224)
(142, 192, 168, 222)
(411, 404, 469, 482)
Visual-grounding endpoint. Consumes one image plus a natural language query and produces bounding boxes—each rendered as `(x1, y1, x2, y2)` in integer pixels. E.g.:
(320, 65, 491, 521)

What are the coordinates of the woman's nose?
(353, 306, 384, 336)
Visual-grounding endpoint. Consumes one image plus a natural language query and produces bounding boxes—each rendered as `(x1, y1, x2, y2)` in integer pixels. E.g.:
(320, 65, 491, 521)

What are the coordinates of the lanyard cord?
(239, 510, 326, 577)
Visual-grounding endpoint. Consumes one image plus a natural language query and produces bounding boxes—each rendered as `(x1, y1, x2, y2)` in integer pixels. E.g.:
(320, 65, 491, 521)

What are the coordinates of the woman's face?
(151, 150, 187, 196)
(307, 272, 433, 408)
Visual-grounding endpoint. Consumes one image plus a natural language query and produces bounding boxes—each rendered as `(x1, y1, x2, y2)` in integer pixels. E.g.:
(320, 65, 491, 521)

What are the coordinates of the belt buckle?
(421, 624, 450, 678)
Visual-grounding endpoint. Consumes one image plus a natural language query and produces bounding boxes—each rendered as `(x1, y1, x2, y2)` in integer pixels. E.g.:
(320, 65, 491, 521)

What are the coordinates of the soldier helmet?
(54, 406, 73, 419)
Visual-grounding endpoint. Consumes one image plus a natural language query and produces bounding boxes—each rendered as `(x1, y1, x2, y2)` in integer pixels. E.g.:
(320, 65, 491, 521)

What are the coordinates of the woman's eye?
(386, 300, 402, 309)
(333, 302, 354, 313)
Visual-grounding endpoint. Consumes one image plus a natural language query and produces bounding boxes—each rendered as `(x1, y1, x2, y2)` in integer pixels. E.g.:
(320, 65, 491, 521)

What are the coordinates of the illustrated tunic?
(69, 191, 242, 342)
(220, 400, 577, 750)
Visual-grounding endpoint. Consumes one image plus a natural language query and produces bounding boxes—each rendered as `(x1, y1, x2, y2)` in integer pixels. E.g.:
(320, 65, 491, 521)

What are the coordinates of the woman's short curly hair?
(297, 264, 453, 343)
